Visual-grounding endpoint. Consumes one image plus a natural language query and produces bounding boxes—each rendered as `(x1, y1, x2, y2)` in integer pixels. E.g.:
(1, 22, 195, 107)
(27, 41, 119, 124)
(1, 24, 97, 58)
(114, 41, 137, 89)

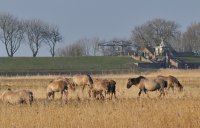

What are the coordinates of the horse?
(91, 79, 116, 100)
(107, 80, 116, 99)
(127, 76, 166, 97)
(156, 75, 183, 92)
(0, 88, 33, 106)
(72, 74, 93, 99)
(46, 78, 75, 100)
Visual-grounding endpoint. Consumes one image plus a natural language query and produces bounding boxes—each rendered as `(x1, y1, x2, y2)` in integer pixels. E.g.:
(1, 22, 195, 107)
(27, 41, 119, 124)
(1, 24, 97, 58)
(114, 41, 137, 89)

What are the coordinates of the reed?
(0, 69, 200, 128)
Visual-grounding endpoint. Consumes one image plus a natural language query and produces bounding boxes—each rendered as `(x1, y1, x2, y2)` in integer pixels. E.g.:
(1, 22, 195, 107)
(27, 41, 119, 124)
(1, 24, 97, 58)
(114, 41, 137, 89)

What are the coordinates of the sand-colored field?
(0, 69, 200, 128)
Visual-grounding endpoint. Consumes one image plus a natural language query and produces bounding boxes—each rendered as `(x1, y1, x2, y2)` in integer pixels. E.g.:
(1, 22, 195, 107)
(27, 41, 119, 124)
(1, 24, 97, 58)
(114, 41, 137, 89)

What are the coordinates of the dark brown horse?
(156, 75, 183, 92)
(127, 76, 166, 97)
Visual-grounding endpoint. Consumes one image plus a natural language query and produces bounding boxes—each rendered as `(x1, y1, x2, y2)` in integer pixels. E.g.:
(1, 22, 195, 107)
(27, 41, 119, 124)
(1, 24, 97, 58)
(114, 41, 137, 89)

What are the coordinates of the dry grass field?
(0, 69, 200, 128)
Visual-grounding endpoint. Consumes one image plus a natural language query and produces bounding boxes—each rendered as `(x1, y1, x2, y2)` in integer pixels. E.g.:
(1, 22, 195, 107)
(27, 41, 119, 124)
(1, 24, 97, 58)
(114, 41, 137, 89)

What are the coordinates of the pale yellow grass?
(0, 69, 200, 128)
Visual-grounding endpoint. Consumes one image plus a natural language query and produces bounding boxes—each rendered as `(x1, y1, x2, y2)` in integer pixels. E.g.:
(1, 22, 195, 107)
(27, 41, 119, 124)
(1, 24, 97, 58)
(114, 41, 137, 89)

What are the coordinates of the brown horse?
(127, 76, 166, 97)
(91, 79, 116, 100)
(107, 80, 116, 99)
(156, 75, 183, 92)
(0, 89, 33, 105)
(72, 74, 93, 98)
(46, 78, 75, 100)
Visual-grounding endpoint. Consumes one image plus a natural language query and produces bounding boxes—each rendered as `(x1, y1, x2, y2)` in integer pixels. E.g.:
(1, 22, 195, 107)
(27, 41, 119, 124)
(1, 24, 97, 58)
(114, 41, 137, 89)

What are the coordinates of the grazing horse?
(127, 76, 166, 97)
(156, 75, 183, 92)
(91, 79, 116, 100)
(72, 74, 93, 98)
(46, 78, 75, 100)
(0, 88, 33, 105)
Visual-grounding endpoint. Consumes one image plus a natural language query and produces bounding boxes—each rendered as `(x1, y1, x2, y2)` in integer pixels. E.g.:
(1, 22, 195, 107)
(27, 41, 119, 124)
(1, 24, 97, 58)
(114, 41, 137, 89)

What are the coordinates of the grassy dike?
(0, 56, 138, 72)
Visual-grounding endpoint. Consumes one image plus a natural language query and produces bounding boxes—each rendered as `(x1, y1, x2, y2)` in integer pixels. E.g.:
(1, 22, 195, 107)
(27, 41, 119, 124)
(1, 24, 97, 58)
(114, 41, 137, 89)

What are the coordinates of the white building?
(154, 39, 167, 56)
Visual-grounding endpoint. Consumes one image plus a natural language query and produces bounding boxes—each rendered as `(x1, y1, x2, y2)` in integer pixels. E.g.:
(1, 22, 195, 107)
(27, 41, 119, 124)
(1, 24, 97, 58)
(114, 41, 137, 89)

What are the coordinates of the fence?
(0, 69, 139, 76)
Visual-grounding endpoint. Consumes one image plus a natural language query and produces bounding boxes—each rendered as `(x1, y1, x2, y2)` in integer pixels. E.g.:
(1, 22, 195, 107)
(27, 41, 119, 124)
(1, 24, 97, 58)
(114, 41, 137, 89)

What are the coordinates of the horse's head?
(127, 78, 138, 88)
(179, 85, 184, 92)
(64, 78, 76, 91)
(127, 76, 146, 89)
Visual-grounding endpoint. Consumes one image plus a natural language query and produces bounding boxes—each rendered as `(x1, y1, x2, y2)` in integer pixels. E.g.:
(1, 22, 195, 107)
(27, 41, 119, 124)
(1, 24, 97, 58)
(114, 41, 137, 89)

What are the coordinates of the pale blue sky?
(0, 0, 200, 56)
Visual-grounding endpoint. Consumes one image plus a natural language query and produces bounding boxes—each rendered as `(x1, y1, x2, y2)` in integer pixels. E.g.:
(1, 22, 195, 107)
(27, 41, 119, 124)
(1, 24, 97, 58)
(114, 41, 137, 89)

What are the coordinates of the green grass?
(178, 56, 200, 63)
(0, 56, 138, 72)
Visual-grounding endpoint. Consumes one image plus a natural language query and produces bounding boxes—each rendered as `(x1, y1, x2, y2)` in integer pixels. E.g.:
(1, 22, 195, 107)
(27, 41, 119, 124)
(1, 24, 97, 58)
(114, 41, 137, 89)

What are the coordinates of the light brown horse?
(72, 74, 93, 98)
(46, 78, 75, 100)
(0, 89, 33, 105)
(127, 76, 166, 97)
(156, 75, 183, 92)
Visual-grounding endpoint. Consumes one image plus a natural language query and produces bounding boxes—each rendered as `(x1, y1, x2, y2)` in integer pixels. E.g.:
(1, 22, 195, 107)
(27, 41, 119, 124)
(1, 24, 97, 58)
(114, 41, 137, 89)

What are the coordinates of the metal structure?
(98, 40, 137, 56)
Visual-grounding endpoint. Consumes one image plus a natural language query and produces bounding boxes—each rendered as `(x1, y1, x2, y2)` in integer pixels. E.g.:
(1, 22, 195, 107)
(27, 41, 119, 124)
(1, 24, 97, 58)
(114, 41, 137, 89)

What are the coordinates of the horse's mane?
(137, 76, 146, 81)
(157, 75, 168, 79)
(138, 76, 146, 79)
(131, 76, 146, 84)
(86, 74, 93, 85)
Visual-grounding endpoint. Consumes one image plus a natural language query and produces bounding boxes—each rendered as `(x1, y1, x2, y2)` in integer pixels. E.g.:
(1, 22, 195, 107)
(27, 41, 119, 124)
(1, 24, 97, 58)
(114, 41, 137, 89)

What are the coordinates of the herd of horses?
(0, 74, 183, 106)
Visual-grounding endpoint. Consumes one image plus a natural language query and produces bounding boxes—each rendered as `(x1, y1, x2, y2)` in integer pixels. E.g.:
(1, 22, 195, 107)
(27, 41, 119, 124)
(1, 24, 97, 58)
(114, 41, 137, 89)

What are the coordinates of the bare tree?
(169, 31, 183, 52)
(131, 18, 180, 48)
(131, 25, 152, 48)
(90, 37, 101, 56)
(56, 41, 86, 57)
(44, 25, 62, 57)
(24, 19, 47, 57)
(182, 23, 200, 52)
(0, 13, 24, 57)
(76, 38, 90, 56)
(75, 37, 102, 56)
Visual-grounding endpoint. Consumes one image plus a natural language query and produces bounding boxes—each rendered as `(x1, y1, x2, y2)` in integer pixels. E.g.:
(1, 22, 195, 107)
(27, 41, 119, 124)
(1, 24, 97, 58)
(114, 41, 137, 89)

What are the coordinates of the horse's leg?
(109, 92, 112, 100)
(166, 83, 172, 93)
(46, 92, 50, 100)
(114, 91, 117, 99)
(162, 89, 165, 97)
(159, 86, 166, 97)
(60, 91, 64, 100)
(138, 89, 142, 96)
(88, 89, 92, 98)
(104, 90, 107, 99)
(81, 85, 85, 98)
(76, 85, 80, 100)
(110, 92, 113, 100)
(144, 89, 150, 98)
(162, 86, 165, 96)
(171, 86, 175, 93)
(158, 90, 162, 97)
(100, 92, 104, 100)
(63, 90, 68, 104)
(25, 99, 32, 106)
(52, 92, 55, 99)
